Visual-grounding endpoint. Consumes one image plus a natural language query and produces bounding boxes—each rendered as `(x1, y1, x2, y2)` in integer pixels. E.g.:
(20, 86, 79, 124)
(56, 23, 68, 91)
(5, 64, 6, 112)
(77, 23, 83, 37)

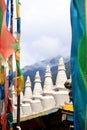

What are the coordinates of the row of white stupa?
(13, 57, 70, 119)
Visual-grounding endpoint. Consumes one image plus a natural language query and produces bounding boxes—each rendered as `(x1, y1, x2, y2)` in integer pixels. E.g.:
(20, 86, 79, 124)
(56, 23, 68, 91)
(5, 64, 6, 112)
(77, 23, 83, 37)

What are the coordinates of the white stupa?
(13, 57, 70, 119)
(22, 72, 43, 114)
(33, 71, 43, 96)
(32, 69, 55, 110)
(56, 57, 67, 90)
(13, 90, 24, 118)
(12, 85, 17, 105)
(24, 76, 32, 99)
(43, 64, 53, 93)
(51, 57, 69, 106)
(21, 76, 33, 116)
(12, 85, 23, 105)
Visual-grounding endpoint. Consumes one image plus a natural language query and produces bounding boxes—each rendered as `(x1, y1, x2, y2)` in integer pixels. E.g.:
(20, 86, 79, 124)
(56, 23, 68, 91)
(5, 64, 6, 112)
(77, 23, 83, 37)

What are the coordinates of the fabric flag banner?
(70, 0, 87, 130)
(0, 84, 4, 100)
(6, 0, 10, 27)
(0, 0, 16, 61)
(0, 0, 16, 130)
(0, 67, 4, 100)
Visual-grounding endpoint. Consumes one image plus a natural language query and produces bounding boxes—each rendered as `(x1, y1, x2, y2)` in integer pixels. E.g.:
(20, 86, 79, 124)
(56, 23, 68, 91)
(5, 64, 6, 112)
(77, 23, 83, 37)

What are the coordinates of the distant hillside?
(22, 56, 70, 90)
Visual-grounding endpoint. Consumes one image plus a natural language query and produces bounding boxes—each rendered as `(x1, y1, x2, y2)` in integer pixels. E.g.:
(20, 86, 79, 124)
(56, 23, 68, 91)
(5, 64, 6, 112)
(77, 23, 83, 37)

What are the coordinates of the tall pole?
(7, 0, 14, 129)
(17, 94, 20, 127)
(15, 0, 23, 129)
(10, 0, 13, 34)
(8, 0, 13, 74)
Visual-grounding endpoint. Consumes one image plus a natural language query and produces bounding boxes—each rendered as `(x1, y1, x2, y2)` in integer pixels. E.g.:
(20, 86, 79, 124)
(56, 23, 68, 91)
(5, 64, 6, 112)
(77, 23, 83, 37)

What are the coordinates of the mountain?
(22, 56, 70, 90)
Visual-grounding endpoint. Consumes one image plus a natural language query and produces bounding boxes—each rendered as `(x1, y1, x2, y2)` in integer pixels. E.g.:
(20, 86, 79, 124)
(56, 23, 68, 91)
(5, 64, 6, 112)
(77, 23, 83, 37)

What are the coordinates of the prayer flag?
(6, 0, 10, 27)
(0, 0, 16, 60)
(70, 0, 87, 130)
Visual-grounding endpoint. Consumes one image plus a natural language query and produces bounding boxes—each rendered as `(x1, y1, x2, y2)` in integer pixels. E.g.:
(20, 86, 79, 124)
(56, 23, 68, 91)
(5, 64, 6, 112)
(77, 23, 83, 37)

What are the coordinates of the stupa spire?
(33, 71, 42, 96)
(56, 57, 67, 89)
(43, 64, 53, 92)
(24, 76, 32, 98)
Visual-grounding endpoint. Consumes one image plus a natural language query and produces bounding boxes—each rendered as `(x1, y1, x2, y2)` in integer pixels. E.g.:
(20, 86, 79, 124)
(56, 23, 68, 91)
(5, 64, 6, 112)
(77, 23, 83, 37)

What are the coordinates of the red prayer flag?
(0, 0, 16, 59)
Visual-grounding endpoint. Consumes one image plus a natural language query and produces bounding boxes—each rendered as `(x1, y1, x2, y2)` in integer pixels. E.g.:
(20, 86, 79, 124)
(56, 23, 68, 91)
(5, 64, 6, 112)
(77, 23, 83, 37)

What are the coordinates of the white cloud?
(19, 0, 71, 67)
(20, 35, 70, 67)
(20, 0, 71, 41)
(30, 36, 61, 58)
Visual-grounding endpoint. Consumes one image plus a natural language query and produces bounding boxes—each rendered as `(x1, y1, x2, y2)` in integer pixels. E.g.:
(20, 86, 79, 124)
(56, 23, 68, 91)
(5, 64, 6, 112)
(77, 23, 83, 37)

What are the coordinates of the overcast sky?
(15, 0, 71, 68)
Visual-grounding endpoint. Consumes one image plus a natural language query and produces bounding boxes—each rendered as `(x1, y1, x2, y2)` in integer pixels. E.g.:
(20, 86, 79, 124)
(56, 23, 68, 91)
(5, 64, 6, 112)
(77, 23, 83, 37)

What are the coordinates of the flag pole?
(16, 1, 21, 127)
(15, 1, 23, 129)
(17, 94, 20, 127)
(7, 0, 14, 129)
(10, 0, 13, 34)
